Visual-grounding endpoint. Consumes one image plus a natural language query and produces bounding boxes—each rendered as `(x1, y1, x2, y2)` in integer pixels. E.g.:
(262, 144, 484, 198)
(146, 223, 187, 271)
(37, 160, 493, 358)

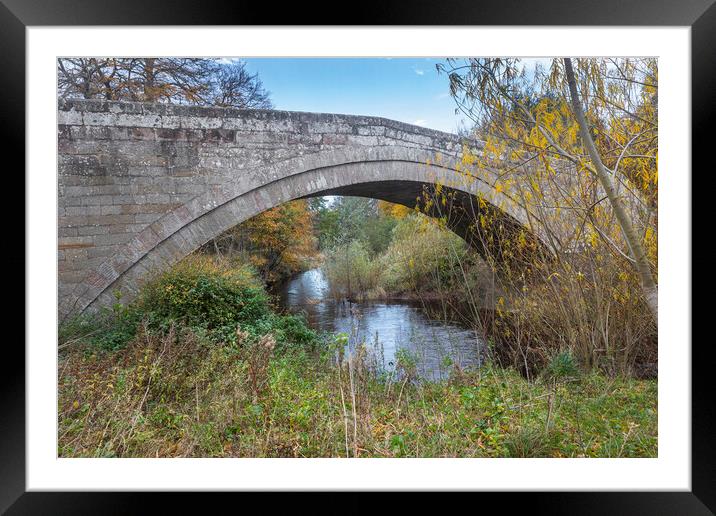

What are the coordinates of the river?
(276, 268, 485, 380)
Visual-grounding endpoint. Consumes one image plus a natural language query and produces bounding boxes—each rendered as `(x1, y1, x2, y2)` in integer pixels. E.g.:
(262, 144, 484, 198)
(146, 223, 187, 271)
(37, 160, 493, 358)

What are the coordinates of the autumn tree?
(438, 57, 658, 320)
(562, 58, 657, 318)
(377, 200, 412, 219)
(204, 200, 317, 284)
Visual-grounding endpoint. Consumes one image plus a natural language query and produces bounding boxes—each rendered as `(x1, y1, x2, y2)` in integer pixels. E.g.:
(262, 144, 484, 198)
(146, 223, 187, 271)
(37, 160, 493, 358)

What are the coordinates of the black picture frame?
(3, 0, 712, 513)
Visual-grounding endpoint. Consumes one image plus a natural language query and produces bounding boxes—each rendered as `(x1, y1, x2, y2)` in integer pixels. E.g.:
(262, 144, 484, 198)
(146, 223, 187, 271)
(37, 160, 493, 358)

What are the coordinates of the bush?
(60, 255, 320, 352)
(137, 255, 268, 341)
(271, 313, 319, 350)
(488, 248, 657, 377)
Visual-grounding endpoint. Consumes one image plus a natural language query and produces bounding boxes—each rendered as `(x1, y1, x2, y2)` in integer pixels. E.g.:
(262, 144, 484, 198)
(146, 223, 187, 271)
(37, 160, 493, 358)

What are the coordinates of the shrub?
(488, 249, 657, 377)
(60, 254, 320, 352)
(378, 214, 471, 294)
(137, 255, 271, 344)
(271, 313, 319, 350)
(543, 350, 580, 382)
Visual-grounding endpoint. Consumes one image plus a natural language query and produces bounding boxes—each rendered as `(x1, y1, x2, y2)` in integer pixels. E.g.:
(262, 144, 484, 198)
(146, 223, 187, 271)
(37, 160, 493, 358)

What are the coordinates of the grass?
(58, 327, 656, 458)
(57, 254, 657, 458)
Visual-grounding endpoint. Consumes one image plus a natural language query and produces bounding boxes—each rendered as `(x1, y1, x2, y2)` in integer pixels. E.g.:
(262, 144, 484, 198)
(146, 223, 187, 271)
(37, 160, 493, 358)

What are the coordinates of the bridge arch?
(58, 100, 545, 317)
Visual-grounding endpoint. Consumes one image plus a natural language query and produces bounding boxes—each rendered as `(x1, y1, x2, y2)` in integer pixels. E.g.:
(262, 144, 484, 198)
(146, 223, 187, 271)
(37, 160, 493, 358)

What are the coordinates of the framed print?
(3, 0, 713, 512)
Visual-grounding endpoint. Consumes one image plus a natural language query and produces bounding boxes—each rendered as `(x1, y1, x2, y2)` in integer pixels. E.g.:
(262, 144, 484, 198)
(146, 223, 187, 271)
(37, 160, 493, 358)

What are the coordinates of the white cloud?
(412, 119, 428, 127)
(413, 67, 425, 76)
(216, 57, 243, 65)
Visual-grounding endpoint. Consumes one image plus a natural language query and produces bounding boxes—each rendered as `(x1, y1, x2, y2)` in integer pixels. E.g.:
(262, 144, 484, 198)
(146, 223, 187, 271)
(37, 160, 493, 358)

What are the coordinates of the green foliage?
(314, 197, 385, 250)
(543, 351, 580, 382)
(58, 335, 658, 458)
(379, 214, 470, 293)
(59, 255, 318, 352)
(395, 348, 418, 380)
(320, 206, 493, 304)
(315, 206, 341, 250)
(504, 425, 553, 458)
(60, 299, 141, 352)
(271, 314, 319, 351)
(137, 256, 270, 344)
(323, 240, 380, 299)
(57, 254, 657, 459)
(362, 215, 398, 256)
(389, 432, 415, 457)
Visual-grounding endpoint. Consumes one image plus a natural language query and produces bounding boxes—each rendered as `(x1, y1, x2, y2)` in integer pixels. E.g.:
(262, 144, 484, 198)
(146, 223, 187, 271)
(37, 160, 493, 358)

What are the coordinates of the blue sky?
(239, 58, 468, 134)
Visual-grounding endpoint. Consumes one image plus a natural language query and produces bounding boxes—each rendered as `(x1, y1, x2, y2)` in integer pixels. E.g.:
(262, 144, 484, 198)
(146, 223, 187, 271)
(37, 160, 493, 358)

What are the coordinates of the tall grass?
(323, 240, 381, 300)
(485, 248, 657, 378)
(58, 326, 657, 457)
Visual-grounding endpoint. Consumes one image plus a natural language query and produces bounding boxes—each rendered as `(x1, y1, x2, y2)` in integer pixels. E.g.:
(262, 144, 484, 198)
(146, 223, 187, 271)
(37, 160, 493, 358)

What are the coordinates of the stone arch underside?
(78, 157, 540, 316)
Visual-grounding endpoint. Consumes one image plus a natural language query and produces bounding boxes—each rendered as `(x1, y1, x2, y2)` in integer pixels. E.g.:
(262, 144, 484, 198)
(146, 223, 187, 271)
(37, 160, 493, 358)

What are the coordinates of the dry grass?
(58, 325, 657, 458)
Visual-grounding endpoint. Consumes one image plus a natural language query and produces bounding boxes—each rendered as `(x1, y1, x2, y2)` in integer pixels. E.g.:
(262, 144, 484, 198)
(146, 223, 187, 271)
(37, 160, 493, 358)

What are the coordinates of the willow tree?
(438, 57, 658, 321)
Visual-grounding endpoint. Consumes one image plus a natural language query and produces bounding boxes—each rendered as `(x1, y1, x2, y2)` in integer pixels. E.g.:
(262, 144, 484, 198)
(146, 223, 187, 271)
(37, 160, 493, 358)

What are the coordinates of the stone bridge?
(58, 99, 545, 318)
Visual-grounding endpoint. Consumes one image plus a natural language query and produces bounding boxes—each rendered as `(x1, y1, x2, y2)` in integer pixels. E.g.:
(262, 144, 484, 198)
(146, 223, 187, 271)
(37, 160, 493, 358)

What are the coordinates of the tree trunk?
(563, 58, 658, 321)
(144, 58, 157, 102)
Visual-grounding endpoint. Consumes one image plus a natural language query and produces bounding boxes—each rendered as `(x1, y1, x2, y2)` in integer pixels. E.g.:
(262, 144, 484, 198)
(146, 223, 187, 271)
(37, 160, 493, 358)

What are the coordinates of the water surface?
(277, 268, 485, 380)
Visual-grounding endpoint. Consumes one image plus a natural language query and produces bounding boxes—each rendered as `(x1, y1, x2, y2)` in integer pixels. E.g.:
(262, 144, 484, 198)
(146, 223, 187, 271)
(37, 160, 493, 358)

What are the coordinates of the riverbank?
(58, 255, 657, 458)
(59, 338, 657, 457)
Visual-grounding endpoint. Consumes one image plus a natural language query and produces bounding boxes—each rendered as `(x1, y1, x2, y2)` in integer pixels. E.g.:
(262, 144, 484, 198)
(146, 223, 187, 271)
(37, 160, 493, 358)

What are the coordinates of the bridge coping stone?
(58, 98, 479, 148)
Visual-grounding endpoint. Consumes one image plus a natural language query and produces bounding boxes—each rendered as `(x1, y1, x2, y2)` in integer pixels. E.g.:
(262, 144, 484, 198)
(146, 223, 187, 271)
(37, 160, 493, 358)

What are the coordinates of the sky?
(239, 58, 469, 134)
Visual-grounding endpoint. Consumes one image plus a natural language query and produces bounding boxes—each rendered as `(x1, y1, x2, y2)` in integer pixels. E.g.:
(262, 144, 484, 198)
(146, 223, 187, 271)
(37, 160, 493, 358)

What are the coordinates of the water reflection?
(277, 268, 485, 380)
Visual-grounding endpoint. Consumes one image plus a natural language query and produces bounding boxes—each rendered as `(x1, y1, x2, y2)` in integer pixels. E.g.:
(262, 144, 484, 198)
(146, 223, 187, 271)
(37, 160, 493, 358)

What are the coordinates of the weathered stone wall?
(58, 99, 529, 318)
